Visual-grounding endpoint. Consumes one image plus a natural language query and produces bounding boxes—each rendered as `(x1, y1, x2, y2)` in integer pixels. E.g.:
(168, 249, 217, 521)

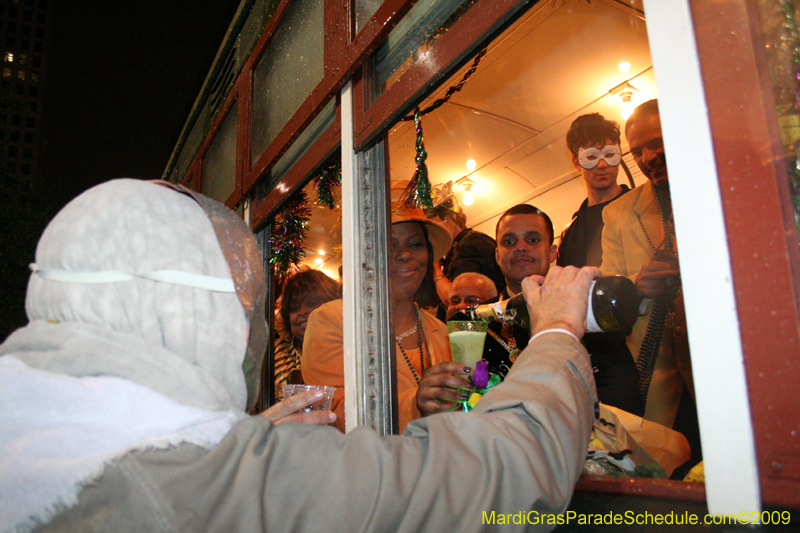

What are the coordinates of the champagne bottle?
(469, 276, 640, 333)
(585, 276, 641, 332)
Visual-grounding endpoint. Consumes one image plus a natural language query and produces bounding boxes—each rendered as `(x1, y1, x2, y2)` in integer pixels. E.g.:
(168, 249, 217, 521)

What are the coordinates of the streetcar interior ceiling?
(299, 0, 653, 277)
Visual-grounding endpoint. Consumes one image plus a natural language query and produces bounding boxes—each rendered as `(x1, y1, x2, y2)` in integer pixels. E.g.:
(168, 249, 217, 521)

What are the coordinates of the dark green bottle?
(470, 276, 640, 333)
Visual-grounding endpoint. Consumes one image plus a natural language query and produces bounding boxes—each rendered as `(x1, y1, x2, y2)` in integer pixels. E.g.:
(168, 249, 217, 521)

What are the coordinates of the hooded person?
(0, 178, 312, 531)
(1, 179, 598, 533)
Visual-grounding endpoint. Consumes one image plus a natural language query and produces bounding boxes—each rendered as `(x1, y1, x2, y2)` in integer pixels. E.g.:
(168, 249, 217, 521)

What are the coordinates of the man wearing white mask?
(556, 113, 641, 417)
(558, 112, 629, 268)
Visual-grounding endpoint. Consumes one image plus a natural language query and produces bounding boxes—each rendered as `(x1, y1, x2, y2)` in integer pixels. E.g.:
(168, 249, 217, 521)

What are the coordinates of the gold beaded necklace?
(395, 307, 424, 383)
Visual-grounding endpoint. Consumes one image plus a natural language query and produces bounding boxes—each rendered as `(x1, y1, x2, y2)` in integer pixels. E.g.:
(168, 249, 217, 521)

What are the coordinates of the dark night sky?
(39, 1, 240, 206)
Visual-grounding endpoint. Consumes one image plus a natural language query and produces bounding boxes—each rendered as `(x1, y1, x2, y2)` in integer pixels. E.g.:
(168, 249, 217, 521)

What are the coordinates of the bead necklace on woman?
(301, 191, 453, 433)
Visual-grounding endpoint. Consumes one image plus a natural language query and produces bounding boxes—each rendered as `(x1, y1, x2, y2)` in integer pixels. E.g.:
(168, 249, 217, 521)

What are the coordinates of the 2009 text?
(481, 509, 793, 526)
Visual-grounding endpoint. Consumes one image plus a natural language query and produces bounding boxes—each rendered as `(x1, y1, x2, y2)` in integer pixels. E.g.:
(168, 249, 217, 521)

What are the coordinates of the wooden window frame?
(179, 160, 201, 192)
(240, 0, 415, 201)
(249, 104, 342, 229)
(352, 0, 535, 151)
(686, 0, 800, 510)
(181, 0, 415, 219)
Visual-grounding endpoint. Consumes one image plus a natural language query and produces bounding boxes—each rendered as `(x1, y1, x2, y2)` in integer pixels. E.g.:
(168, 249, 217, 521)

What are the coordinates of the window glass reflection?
(372, 0, 476, 97)
(755, 1, 800, 241)
(256, 98, 336, 206)
(201, 101, 238, 203)
(250, 0, 324, 167)
(354, 0, 382, 35)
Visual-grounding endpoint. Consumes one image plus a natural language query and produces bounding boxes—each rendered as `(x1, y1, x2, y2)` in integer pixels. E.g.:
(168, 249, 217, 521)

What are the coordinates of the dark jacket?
(556, 185, 641, 416)
(442, 228, 505, 295)
(557, 185, 629, 268)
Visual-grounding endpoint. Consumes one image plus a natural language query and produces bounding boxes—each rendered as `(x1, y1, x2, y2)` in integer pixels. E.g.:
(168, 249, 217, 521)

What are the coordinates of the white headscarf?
(0, 179, 266, 531)
(4, 179, 252, 411)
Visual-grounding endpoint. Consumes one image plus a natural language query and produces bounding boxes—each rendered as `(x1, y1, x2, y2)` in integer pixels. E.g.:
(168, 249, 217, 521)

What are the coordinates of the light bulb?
(463, 185, 474, 206)
(618, 61, 631, 73)
(621, 100, 635, 120)
(318, 249, 326, 256)
(315, 258, 323, 265)
(466, 159, 476, 172)
(620, 92, 635, 120)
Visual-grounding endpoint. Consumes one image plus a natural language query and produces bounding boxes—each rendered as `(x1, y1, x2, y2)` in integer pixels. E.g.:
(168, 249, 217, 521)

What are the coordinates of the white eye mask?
(578, 144, 621, 169)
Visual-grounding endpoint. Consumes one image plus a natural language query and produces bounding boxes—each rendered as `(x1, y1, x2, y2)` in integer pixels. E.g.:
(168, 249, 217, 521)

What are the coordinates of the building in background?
(0, 0, 53, 343)
(0, 0, 50, 186)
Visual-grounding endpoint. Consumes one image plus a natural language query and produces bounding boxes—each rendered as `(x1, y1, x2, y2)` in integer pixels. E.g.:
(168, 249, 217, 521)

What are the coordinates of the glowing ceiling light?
(315, 258, 323, 265)
(611, 82, 639, 121)
(466, 159, 476, 172)
(620, 90, 635, 120)
(618, 61, 631, 73)
(318, 249, 325, 255)
(462, 182, 474, 206)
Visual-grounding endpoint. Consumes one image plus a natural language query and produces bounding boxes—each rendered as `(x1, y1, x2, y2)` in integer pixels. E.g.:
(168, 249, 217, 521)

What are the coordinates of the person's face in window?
(446, 275, 495, 320)
(572, 139, 621, 194)
(495, 214, 556, 290)
(627, 112, 668, 187)
(391, 222, 429, 302)
(288, 295, 327, 344)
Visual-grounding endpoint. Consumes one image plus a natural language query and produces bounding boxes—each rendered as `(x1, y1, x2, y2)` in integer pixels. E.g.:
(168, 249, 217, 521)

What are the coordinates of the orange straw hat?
(390, 180, 452, 260)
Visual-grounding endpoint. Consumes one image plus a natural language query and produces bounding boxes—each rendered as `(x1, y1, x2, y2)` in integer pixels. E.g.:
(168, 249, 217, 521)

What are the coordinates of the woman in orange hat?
(302, 195, 456, 432)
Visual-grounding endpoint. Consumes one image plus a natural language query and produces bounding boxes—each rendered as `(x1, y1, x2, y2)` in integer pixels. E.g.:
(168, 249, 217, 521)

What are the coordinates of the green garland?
(269, 191, 311, 285)
(314, 157, 342, 209)
(399, 48, 487, 210)
(400, 48, 487, 123)
(400, 107, 433, 210)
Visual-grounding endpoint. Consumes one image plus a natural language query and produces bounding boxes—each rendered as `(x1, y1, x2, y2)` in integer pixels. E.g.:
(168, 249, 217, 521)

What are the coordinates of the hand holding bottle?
(521, 266, 601, 338)
(470, 273, 638, 335)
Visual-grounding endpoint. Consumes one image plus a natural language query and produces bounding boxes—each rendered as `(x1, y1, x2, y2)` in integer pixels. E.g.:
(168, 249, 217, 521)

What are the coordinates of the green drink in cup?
(447, 320, 489, 370)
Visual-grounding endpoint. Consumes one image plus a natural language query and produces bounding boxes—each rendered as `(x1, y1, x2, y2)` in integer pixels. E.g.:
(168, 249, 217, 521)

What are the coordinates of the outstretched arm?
(258, 389, 336, 426)
(93, 271, 598, 533)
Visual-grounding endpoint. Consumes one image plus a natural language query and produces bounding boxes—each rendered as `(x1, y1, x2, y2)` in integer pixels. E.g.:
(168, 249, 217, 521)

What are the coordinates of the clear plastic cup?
(280, 384, 336, 412)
